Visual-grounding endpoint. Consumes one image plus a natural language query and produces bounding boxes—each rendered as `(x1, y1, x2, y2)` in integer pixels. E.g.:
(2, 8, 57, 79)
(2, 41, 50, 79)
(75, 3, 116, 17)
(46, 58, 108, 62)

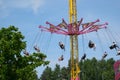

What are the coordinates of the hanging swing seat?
(102, 52, 108, 60)
(59, 42, 65, 51)
(81, 53, 86, 60)
(23, 50, 29, 56)
(88, 40, 96, 51)
(117, 50, 120, 56)
(34, 45, 40, 52)
(58, 55, 64, 61)
(109, 42, 119, 50)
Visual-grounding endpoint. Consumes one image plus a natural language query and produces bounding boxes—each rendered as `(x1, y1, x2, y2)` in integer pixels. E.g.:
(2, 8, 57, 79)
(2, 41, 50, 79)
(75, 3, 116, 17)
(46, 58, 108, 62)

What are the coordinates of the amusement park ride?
(38, 0, 120, 80)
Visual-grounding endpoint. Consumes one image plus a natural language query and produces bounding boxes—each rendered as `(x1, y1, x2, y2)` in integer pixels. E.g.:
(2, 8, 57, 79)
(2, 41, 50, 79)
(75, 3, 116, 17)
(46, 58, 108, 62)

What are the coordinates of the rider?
(58, 55, 64, 61)
(23, 49, 29, 56)
(109, 42, 119, 50)
(88, 40, 96, 50)
(34, 45, 40, 52)
(59, 42, 65, 51)
(117, 49, 120, 55)
(81, 53, 86, 61)
(102, 52, 108, 60)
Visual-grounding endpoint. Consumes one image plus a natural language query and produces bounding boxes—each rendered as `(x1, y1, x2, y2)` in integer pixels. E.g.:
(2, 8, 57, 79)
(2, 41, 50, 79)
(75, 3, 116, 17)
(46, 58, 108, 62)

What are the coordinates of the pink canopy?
(39, 18, 108, 36)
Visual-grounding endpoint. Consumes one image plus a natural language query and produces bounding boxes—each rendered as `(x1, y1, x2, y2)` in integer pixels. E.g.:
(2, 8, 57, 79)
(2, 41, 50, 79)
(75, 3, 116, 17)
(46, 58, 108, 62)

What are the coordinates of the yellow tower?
(69, 0, 80, 80)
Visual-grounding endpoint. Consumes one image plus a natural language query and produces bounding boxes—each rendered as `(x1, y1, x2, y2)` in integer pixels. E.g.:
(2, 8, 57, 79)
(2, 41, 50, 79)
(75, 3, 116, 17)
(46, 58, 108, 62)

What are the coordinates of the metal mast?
(69, 0, 80, 80)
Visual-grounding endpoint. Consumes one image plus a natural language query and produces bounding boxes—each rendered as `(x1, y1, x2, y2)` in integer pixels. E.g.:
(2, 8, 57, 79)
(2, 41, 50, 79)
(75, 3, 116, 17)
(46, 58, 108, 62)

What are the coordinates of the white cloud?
(0, 0, 45, 16)
(31, 0, 44, 14)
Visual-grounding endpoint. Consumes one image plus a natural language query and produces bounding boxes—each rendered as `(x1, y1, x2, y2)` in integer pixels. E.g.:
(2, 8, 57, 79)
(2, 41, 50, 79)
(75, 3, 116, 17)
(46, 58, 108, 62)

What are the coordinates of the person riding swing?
(102, 52, 108, 60)
(81, 53, 86, 61)
(117, 49, 120, 55)
(109, 42, 119, 50)
(34, 45, 40, 52)
(58, 55, 64, 61)
(59, 42, 65, 51)
(23, 49, 29, 56)
(88, 40, 96, 50)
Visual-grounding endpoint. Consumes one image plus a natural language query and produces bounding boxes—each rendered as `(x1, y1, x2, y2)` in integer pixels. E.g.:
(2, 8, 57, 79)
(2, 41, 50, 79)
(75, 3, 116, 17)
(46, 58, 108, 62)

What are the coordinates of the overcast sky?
(0, 0, 120, 78)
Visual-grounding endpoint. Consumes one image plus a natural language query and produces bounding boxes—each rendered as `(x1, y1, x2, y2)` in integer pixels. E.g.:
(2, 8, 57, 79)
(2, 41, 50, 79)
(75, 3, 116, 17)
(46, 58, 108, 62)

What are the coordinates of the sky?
(0, 0, 120, 78)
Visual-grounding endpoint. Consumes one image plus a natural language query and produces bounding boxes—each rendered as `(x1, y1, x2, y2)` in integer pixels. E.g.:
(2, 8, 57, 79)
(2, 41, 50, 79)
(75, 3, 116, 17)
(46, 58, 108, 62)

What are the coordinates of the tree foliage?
(40, 66, 53, 80)
(0, 26, 49, 80)
(40, 57, 115, 80)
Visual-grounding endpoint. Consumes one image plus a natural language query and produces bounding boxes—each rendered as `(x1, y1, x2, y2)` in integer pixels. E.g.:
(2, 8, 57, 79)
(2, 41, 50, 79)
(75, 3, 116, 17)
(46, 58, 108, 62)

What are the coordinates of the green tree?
(0, 26, 49, 80)
(79, 57, 115, 80)
(102, 58, 114, 80)
(60, 67, 70, 80)
(40, 66, 53, 80)
(40, 64, 70, 80)
(40, 57, 115, 80)
(52, 64, 61, 80)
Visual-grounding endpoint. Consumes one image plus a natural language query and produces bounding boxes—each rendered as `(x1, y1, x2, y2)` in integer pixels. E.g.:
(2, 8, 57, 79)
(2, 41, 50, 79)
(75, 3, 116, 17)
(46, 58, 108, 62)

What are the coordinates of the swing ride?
(38, 0, 109, 80)
(29, 0, 120, 80)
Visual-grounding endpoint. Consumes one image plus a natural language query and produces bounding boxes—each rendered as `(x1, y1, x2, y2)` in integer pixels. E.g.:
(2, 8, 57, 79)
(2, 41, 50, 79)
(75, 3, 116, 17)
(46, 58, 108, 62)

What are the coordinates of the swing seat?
(60, 45, 65, 49)
(34, 46, 40, 52)
(58, 57, 64, 61)
(59, 42, 65, 50)
(58, 55, 64, 61)
(117, 50, 120, 55)
(103, 53, 107, 58)
(81, 53, 86, 60)
(23, 52, 29, 56)
(89, 43, 95, 48)
(110, 43, 119, 50)
(23, 50, 29, 56)
(109, 45, 114, 49)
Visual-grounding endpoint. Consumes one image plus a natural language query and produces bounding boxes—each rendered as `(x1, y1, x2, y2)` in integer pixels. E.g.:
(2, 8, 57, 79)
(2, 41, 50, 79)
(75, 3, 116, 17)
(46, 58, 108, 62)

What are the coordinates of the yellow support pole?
(69, 0, 80, 80)
(69, 0, 73, 22)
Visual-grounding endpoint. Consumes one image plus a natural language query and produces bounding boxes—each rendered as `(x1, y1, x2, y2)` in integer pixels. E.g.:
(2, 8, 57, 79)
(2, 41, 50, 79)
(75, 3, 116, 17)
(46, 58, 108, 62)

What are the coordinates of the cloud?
(0, 0, 45, 17)
(31, 0, 44, 14)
